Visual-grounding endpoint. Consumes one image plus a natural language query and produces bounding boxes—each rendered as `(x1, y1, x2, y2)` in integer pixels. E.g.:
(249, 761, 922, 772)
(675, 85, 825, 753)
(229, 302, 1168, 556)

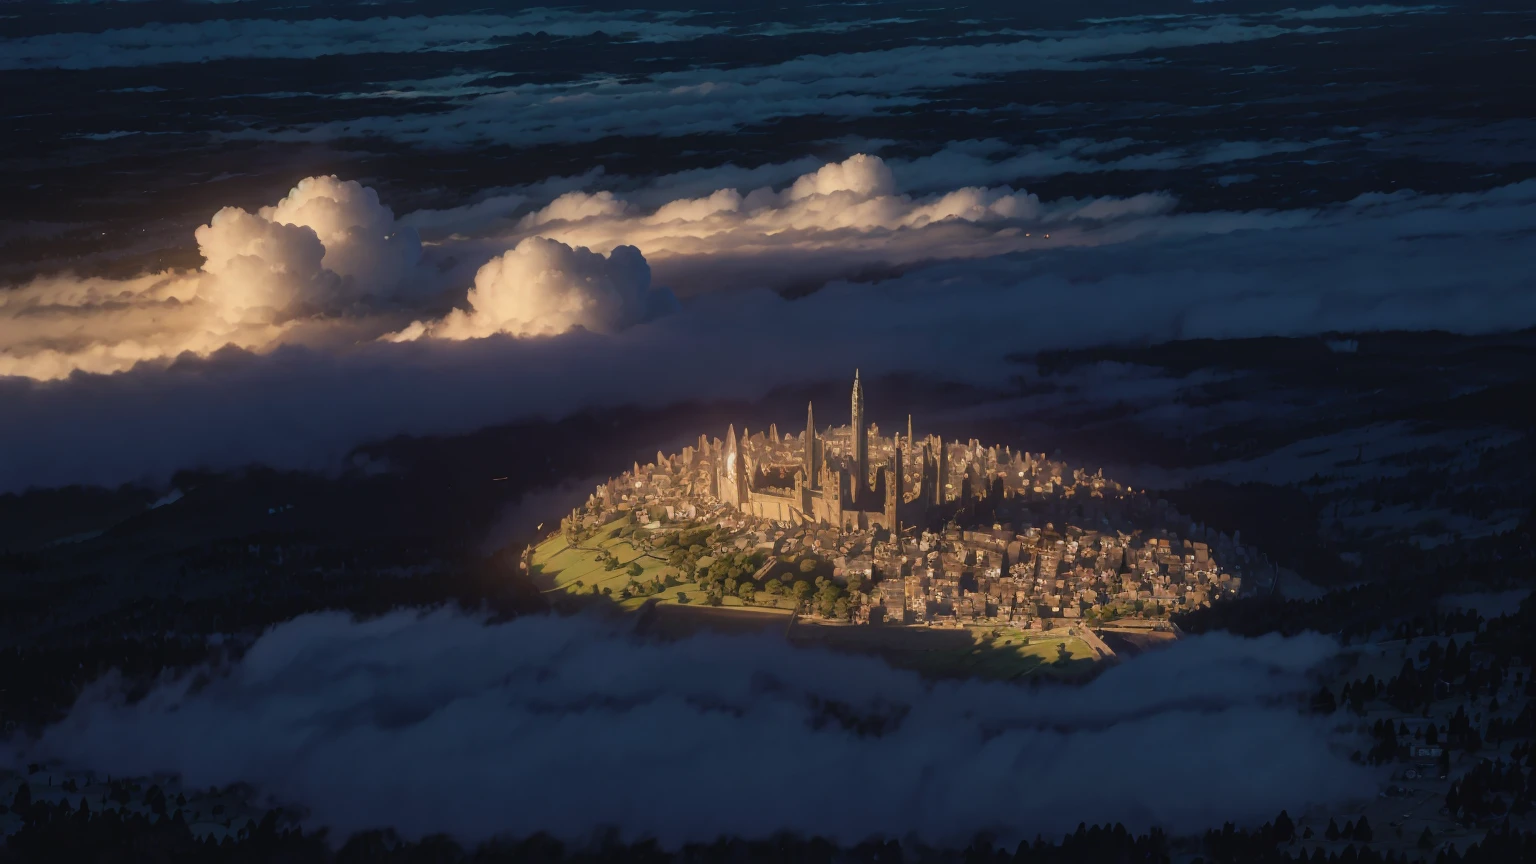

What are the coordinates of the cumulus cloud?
(391, 238, 676, 341)
(3, 154, 1535, 491)
(0, 175, 424, 379)
(0, 154, 1173, 379)
(0, 12, 721, 71)
(448, 153, 1178, 299)
(14, 609, 1375, 847)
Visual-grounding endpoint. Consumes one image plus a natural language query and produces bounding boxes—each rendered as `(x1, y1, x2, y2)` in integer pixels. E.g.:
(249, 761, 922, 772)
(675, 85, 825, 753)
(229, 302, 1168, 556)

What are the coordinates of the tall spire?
(851, 369, 867, 503)
(720, 424, 744, 509)
(804, 401, 818, 487)
(932, 436, 946, 507)
(906, 414, 913, 450)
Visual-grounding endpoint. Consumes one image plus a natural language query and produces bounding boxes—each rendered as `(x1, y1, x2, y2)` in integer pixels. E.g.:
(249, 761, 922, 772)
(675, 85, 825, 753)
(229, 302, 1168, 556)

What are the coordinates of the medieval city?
(525, 373, 1274, 658)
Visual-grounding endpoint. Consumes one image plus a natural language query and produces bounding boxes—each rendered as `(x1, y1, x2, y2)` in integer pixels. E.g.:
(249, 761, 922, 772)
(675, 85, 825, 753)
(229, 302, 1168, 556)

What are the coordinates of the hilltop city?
(525, 372, 1279, 636)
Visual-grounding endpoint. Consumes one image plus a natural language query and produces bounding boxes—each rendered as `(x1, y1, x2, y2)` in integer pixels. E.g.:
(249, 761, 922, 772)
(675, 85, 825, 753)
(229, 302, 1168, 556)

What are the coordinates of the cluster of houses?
(555, 416, 1274, 627)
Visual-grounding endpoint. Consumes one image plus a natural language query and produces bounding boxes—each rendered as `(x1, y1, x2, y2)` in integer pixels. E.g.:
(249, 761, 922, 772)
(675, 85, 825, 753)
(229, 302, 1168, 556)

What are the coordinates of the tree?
(832, 597, 850, 620)
(11, 783, 30, 814)
(1418, 827, 1434, 850)
(1325, 818, 1340, 841)
(800, 558, 819, 574)
(737, 581, 756, 603)
(764, 578, 783, 596)
(1311, 686, 1338, 715)
(792, 580, 814, 602)
(628, 562, 643, 578)
(1353, 815, 1372, 843)
(1274, 811, 1295, 844)
(816, 582, 845, 618)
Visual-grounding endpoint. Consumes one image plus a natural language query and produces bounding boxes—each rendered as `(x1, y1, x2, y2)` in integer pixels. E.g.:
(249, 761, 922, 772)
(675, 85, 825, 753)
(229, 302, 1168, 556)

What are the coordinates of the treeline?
(1176, 587, 1494, 643)
(10, 798, 1536, 864)
(0, 548, 542, 736)
(1175, 506, 1533, 640)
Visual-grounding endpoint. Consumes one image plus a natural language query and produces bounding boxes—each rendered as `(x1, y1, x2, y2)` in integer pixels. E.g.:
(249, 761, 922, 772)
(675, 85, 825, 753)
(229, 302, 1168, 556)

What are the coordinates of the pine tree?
(1418, 826, 1434, 850)
(1274, 810, 1295, 843)
(1326, 818, 1341, 841)
(1353, 815, 1372, 843)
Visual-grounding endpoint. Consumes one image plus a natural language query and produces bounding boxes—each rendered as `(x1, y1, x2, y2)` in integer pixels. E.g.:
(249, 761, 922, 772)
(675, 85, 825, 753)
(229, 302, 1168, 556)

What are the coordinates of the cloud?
(260, 22, 1319, 148)
(0, 154, 1174, 380)
(2, 158, 1534, 492)
(1270, 5, 1445, 21)
(439, 153, 1179, 299)
(0, 175, 425, 379)
(888, 138, 1335, 192)
(13, 608, 1374, 847)
(0, 12, 722, 71)
(390, 238, 676, 341)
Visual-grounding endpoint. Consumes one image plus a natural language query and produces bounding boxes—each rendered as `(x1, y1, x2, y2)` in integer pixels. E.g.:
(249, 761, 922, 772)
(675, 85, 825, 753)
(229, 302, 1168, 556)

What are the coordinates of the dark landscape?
(3, 1, 1535, 862)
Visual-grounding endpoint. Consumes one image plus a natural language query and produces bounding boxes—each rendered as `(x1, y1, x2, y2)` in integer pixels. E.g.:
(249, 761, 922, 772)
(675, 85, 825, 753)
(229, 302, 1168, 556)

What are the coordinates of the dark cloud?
(12, 608, 1374, 847)
(0, 12, 720, 71)
(256, 22, 1311, 148)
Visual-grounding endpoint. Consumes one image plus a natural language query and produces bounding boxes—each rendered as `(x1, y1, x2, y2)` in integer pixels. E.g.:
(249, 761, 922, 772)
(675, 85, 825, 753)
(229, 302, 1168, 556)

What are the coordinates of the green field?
(792, 623, 1098, 681)
(532, 525, 1097, 680)
(530, 522, 794, 614)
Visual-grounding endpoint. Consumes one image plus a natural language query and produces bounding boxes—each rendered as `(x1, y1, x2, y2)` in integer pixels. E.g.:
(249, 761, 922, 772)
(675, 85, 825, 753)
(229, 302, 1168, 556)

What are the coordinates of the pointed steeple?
(851, 369, 867, 503)
(719, 424, 745, 509)
(804, 401, 818, 487)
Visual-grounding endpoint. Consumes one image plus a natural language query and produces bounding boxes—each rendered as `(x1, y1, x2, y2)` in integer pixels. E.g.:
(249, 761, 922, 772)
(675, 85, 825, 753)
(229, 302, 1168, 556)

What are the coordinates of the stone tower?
(851, 370, 867, 503)
(719, 424, 746, 509)
(885, 443, 904, 541)
(803, 401, 822, 489)
(932, 436, 947, 507)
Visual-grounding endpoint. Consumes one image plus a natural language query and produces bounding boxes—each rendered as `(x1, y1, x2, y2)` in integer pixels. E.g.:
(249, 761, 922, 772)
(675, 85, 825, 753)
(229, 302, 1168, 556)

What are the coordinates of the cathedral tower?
(851, 370, 868, 503)
(804, 401, 820, 488)
(886, 443, 904, 541)
(719, 424, 747, 509)
(932, 436, 947, 507)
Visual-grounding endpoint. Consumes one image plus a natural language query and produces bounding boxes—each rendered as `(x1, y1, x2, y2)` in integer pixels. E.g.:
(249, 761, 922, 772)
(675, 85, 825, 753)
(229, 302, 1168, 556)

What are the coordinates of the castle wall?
(749, 489, 800, 523)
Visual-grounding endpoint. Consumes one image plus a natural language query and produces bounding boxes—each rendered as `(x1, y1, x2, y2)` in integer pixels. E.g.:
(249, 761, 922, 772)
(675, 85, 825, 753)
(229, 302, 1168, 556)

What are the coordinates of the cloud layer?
(265, 21, 1320, 148)
(15, 609, 1374, 847)
(2, 153, 1534, 491)
(0, 12, 719, 71)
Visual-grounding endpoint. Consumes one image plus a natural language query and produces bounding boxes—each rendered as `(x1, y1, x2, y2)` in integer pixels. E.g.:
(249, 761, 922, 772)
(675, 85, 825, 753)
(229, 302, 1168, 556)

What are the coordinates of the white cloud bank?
(0, 175, 424, 379)
(13, 609, 1375, 847)
(0, 153, 1178, 378)
(389, 238, 676, 342)
(1, 154, 1533, 492)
